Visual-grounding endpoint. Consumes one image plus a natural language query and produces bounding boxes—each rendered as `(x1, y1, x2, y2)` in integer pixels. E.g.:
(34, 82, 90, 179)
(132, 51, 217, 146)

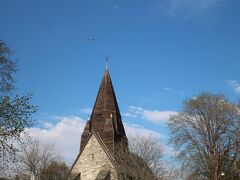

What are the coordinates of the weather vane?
(105, 56, 109, 70)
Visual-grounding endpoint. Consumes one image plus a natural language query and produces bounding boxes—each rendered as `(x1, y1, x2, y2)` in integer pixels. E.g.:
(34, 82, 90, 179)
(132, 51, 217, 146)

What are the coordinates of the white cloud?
(124, 106, 178, 124)
(165, 0, 224, 17)
(142, 110, 178, 124)
(29, 116, 86, 164)
(226, 80, 240, 94)
(42, 121, 54, 129)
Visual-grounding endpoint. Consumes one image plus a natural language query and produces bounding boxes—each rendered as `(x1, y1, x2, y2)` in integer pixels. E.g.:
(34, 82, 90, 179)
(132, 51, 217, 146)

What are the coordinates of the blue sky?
(1, 0, 240, 163)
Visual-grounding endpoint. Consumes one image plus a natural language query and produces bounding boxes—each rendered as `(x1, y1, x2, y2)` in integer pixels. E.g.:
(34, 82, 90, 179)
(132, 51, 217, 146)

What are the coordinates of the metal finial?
(105, 56, 109, 70)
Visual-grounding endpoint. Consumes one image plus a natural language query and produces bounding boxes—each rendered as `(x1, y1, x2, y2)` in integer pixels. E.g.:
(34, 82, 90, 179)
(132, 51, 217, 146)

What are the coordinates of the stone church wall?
(69, 134, 118, 180)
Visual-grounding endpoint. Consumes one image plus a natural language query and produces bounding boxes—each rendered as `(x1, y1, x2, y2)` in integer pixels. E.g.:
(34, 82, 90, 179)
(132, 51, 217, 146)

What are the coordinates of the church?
(68, 64, 128, 180)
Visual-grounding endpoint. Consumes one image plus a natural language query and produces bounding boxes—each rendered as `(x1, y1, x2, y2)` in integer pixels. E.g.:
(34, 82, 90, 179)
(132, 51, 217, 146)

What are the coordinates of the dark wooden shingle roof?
(80, 68, 127, 154)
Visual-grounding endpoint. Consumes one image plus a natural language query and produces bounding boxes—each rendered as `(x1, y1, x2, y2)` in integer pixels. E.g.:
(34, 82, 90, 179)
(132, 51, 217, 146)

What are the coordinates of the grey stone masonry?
(69, 134, 118, 180)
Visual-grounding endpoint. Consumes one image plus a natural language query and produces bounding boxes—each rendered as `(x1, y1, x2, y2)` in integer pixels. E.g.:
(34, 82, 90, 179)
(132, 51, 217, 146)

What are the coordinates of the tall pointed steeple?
(80, 64, 127, 154)
(91, 66, 120, 119)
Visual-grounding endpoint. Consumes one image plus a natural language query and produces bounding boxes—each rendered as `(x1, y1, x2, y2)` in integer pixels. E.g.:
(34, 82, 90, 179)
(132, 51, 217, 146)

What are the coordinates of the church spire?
(80, 63, 127, 154)
(90, 64, 120, 116)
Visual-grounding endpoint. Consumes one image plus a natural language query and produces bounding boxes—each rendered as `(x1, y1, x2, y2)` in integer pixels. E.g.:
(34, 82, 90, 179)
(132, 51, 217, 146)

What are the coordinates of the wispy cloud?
(164, 0, 224, 17)
(124, 106, 178, 124)
(41, 121, 54, 129)
(160, 87, 185, 96)
(80, 107, 92, 114)
(143, 110, 178, 124)
(226, 80, 240, 94)
(164, 87, 174, 92)
(124, 112, 137, 118)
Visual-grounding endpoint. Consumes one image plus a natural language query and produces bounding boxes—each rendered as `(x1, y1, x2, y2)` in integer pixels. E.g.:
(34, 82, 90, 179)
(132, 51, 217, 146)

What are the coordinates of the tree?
(0, 40, 36, 164)
(115, 134, 165, 180)
(40, 161, 69, 180)
(15, 139, 66, 179)
(168, 93, 240, 180)
(14, 139, 69, 180)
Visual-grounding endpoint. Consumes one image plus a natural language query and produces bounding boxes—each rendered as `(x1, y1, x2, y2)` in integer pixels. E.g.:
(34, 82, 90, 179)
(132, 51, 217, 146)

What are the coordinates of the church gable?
(69, 133, 118, 180)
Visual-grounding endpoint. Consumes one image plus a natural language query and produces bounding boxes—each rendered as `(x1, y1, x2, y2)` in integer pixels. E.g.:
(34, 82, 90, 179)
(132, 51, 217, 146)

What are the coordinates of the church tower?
(68, 64, 128, 180)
